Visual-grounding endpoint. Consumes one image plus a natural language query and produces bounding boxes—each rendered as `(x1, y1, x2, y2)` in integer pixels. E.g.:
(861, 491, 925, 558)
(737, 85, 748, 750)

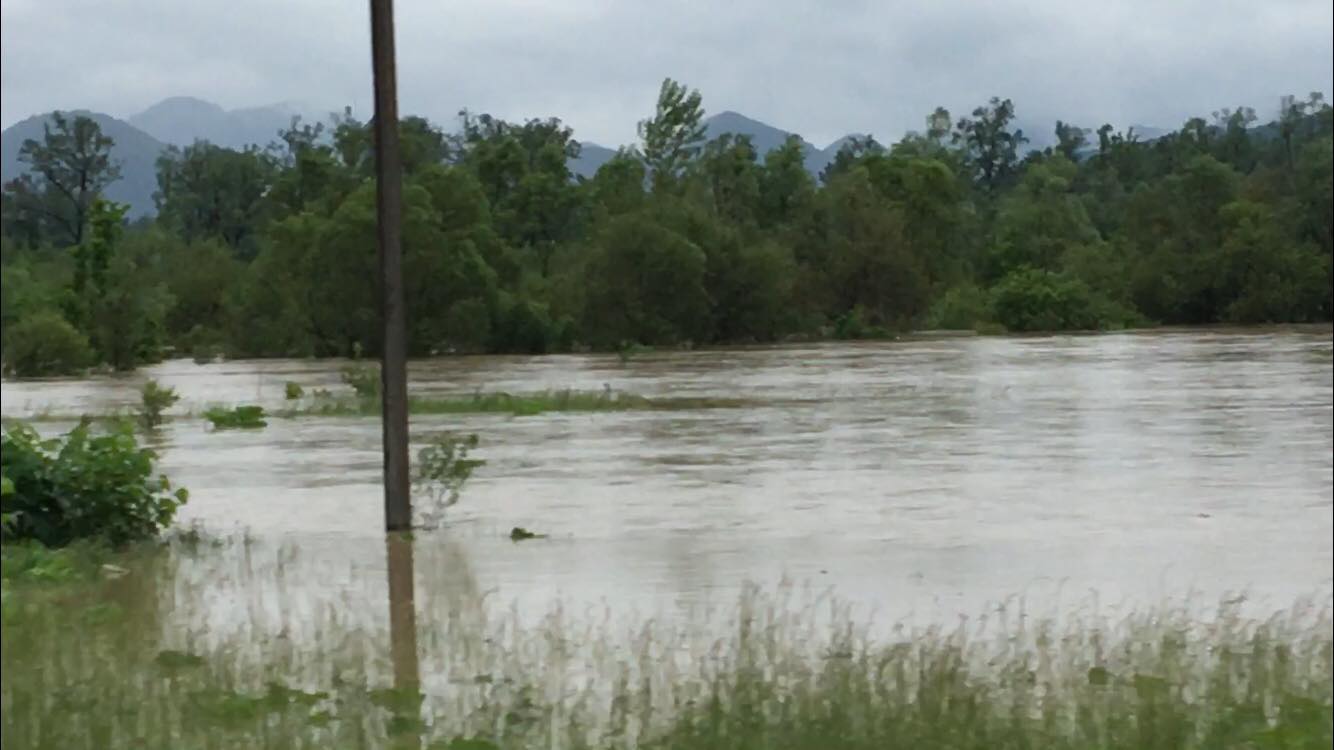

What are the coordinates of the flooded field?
(4, 327, 1333, 748)
(3, 327, 1331, 622)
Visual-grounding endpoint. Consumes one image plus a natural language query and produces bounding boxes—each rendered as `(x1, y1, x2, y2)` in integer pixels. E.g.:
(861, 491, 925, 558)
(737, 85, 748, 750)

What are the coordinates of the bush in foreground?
(0, 422, 187, 547)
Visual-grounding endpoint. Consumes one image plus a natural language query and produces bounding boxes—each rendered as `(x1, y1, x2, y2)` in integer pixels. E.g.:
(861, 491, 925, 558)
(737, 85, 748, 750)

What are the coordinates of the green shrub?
(831, 306, 892, 340)
(0, 422, 187, 547)
(923, 283, 993, 331)
(182, 325, 225, 365)
(203, 406, 267, 430)
(413, 433, 483, 528)
(340, 364, 380, 399)
(283, 381, 304, 400)
(493, 298, 571, 355)
(137, 380, 180, 429)
(990, 267, 1105, 332)
(1, 312, 94, 377)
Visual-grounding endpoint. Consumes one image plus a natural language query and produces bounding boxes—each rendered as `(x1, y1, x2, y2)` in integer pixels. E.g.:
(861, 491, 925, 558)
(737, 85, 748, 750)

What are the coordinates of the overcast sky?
(3, 0, 1332, 148)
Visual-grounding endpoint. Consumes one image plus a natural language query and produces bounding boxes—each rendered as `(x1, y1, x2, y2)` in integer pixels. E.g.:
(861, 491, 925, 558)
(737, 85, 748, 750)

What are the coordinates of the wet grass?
(2, 539, 1330, 750)
(286, 389, 755, 418)
(2, 389, 757, 426)
(203, 405, 268, 429)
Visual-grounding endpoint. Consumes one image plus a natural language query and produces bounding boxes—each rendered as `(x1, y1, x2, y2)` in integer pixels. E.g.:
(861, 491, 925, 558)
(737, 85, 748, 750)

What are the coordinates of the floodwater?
(3, 328, 1332, 634)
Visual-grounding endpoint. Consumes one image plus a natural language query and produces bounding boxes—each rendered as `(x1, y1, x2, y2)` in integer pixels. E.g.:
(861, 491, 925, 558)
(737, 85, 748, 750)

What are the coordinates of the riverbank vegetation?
(3, 83, 1331, 377)
(1, 387, 759, 426)
(2, 538, 1330, 749)
(0, 422, 186, 547)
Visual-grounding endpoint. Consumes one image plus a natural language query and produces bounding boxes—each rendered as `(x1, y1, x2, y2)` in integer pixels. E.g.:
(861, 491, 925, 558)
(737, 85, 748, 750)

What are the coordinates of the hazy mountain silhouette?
(1, 110, 166, 218)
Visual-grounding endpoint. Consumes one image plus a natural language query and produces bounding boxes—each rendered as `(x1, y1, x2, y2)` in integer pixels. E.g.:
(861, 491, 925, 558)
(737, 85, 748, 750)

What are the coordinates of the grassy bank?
(2, 540, 1330, 750)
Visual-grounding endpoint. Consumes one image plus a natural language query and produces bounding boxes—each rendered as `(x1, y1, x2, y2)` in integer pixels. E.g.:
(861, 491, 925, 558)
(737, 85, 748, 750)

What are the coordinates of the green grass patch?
(203, 405, 268, 430)
(287, 389, 755, 418)
(3, 390, 757, 427)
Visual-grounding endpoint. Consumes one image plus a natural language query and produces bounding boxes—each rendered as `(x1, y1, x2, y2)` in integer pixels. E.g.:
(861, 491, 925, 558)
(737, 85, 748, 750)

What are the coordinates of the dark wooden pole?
(370, 0, 411, 530)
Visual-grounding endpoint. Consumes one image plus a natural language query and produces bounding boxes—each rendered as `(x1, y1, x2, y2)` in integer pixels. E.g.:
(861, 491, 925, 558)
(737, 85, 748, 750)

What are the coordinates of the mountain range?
(1, 96, 1154, 219)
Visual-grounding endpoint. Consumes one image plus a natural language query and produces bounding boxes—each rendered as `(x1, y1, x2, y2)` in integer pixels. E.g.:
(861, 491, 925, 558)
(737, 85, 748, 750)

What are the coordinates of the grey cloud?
(3, 0, 1331, 148)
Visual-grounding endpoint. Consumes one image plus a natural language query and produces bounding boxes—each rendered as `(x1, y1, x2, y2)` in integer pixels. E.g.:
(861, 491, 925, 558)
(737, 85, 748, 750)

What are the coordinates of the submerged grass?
(2, 539, 1330, 750)
(288, 388, 756, 418)
(3, 389, 757, 425)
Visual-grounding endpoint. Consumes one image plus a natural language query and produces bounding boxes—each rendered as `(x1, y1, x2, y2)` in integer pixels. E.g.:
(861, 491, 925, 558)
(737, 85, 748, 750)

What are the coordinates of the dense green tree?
(700, 134, 762, 226)
(987, 156, 1102, 280)
(638, 78, 707, 192)
(5, 113, 120, 246)
(4, 83, 1331, 375)
(1054, 121, 1089, 161)
(582, 212, 710, 346)
(819, 135, 884, 185)
(805, 168, 931, 328)
(155, 142, 273, 258)
(757, 135, 816, 230)
(953, 97, 1027, 195)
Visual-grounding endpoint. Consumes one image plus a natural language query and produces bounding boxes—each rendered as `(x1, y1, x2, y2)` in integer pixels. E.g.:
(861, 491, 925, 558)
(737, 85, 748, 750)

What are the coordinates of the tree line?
(2, 81, 1331, 376)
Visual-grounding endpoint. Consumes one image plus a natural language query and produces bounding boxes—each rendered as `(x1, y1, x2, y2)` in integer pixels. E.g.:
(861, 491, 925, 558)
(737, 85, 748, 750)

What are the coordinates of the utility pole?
(370, 0, 412, 530)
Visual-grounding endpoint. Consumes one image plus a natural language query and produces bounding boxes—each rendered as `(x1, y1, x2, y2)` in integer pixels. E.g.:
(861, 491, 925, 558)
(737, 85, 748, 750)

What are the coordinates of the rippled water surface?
(3, 328, 1331, 628)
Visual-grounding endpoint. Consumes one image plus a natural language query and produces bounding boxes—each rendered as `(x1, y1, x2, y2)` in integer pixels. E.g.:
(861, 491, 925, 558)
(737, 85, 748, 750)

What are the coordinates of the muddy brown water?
(3, 328, 1331, 635)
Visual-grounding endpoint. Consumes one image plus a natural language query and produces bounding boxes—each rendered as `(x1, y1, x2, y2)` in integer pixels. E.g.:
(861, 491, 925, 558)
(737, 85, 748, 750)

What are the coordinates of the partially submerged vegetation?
(2, 539, 1330, 749)
(2, 387, 759, 426)
(137, 379, 180, 429)
(203, 405, 268, 430)
(291, 388, 756, 418)
(0, 421, 186, 547)
(413, 432, 483, 529)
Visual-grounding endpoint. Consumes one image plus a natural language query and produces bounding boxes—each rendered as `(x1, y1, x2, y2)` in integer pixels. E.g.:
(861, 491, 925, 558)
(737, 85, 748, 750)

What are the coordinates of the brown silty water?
(2, 328, 1331, 633)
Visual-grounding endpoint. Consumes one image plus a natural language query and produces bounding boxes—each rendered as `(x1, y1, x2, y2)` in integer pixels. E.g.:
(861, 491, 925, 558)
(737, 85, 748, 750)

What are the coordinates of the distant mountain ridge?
(127, 97, 326, 150)
(0, 110, 167, 218)
(2, 96, 1168, 218)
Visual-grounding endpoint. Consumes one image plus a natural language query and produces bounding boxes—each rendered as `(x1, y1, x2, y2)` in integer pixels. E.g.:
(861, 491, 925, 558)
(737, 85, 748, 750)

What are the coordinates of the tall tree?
(819, 135, 884, 184)
(638, 78, 707, 192)
(155, 143, 274, 258)
(953, 97, 1027, 195)
(8, 113, 121, 246)
(1054, 121, 1088, 161)
(758, 135, 816, 229)
(700, 133, 761, 225)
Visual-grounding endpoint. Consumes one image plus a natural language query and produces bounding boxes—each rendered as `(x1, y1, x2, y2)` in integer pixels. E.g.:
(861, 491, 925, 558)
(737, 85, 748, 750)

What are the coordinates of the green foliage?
(413, 433, 483, 527)
(1, 311, 93, 377)
(340, 364, 380, 399)
(924, 283, 993, 331)
(203, 406, 267, 430)
(154, 143, 274, 259)
(137, 380, 180, 429)
(3, 85, 1331, 367)
(283, 381, 304, 400)
(639, 78, 707, 191)
(0, 422, 187, 547)
(3, 113, 120, 247)
(832, 306, 893, 340)
(991, 267, 1103, 332)
(582, 212, 711, 347)
(286, 388, 750, 418)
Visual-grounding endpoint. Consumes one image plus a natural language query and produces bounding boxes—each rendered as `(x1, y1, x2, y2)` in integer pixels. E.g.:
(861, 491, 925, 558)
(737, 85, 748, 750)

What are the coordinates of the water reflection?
(386, 532, 420, 692)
